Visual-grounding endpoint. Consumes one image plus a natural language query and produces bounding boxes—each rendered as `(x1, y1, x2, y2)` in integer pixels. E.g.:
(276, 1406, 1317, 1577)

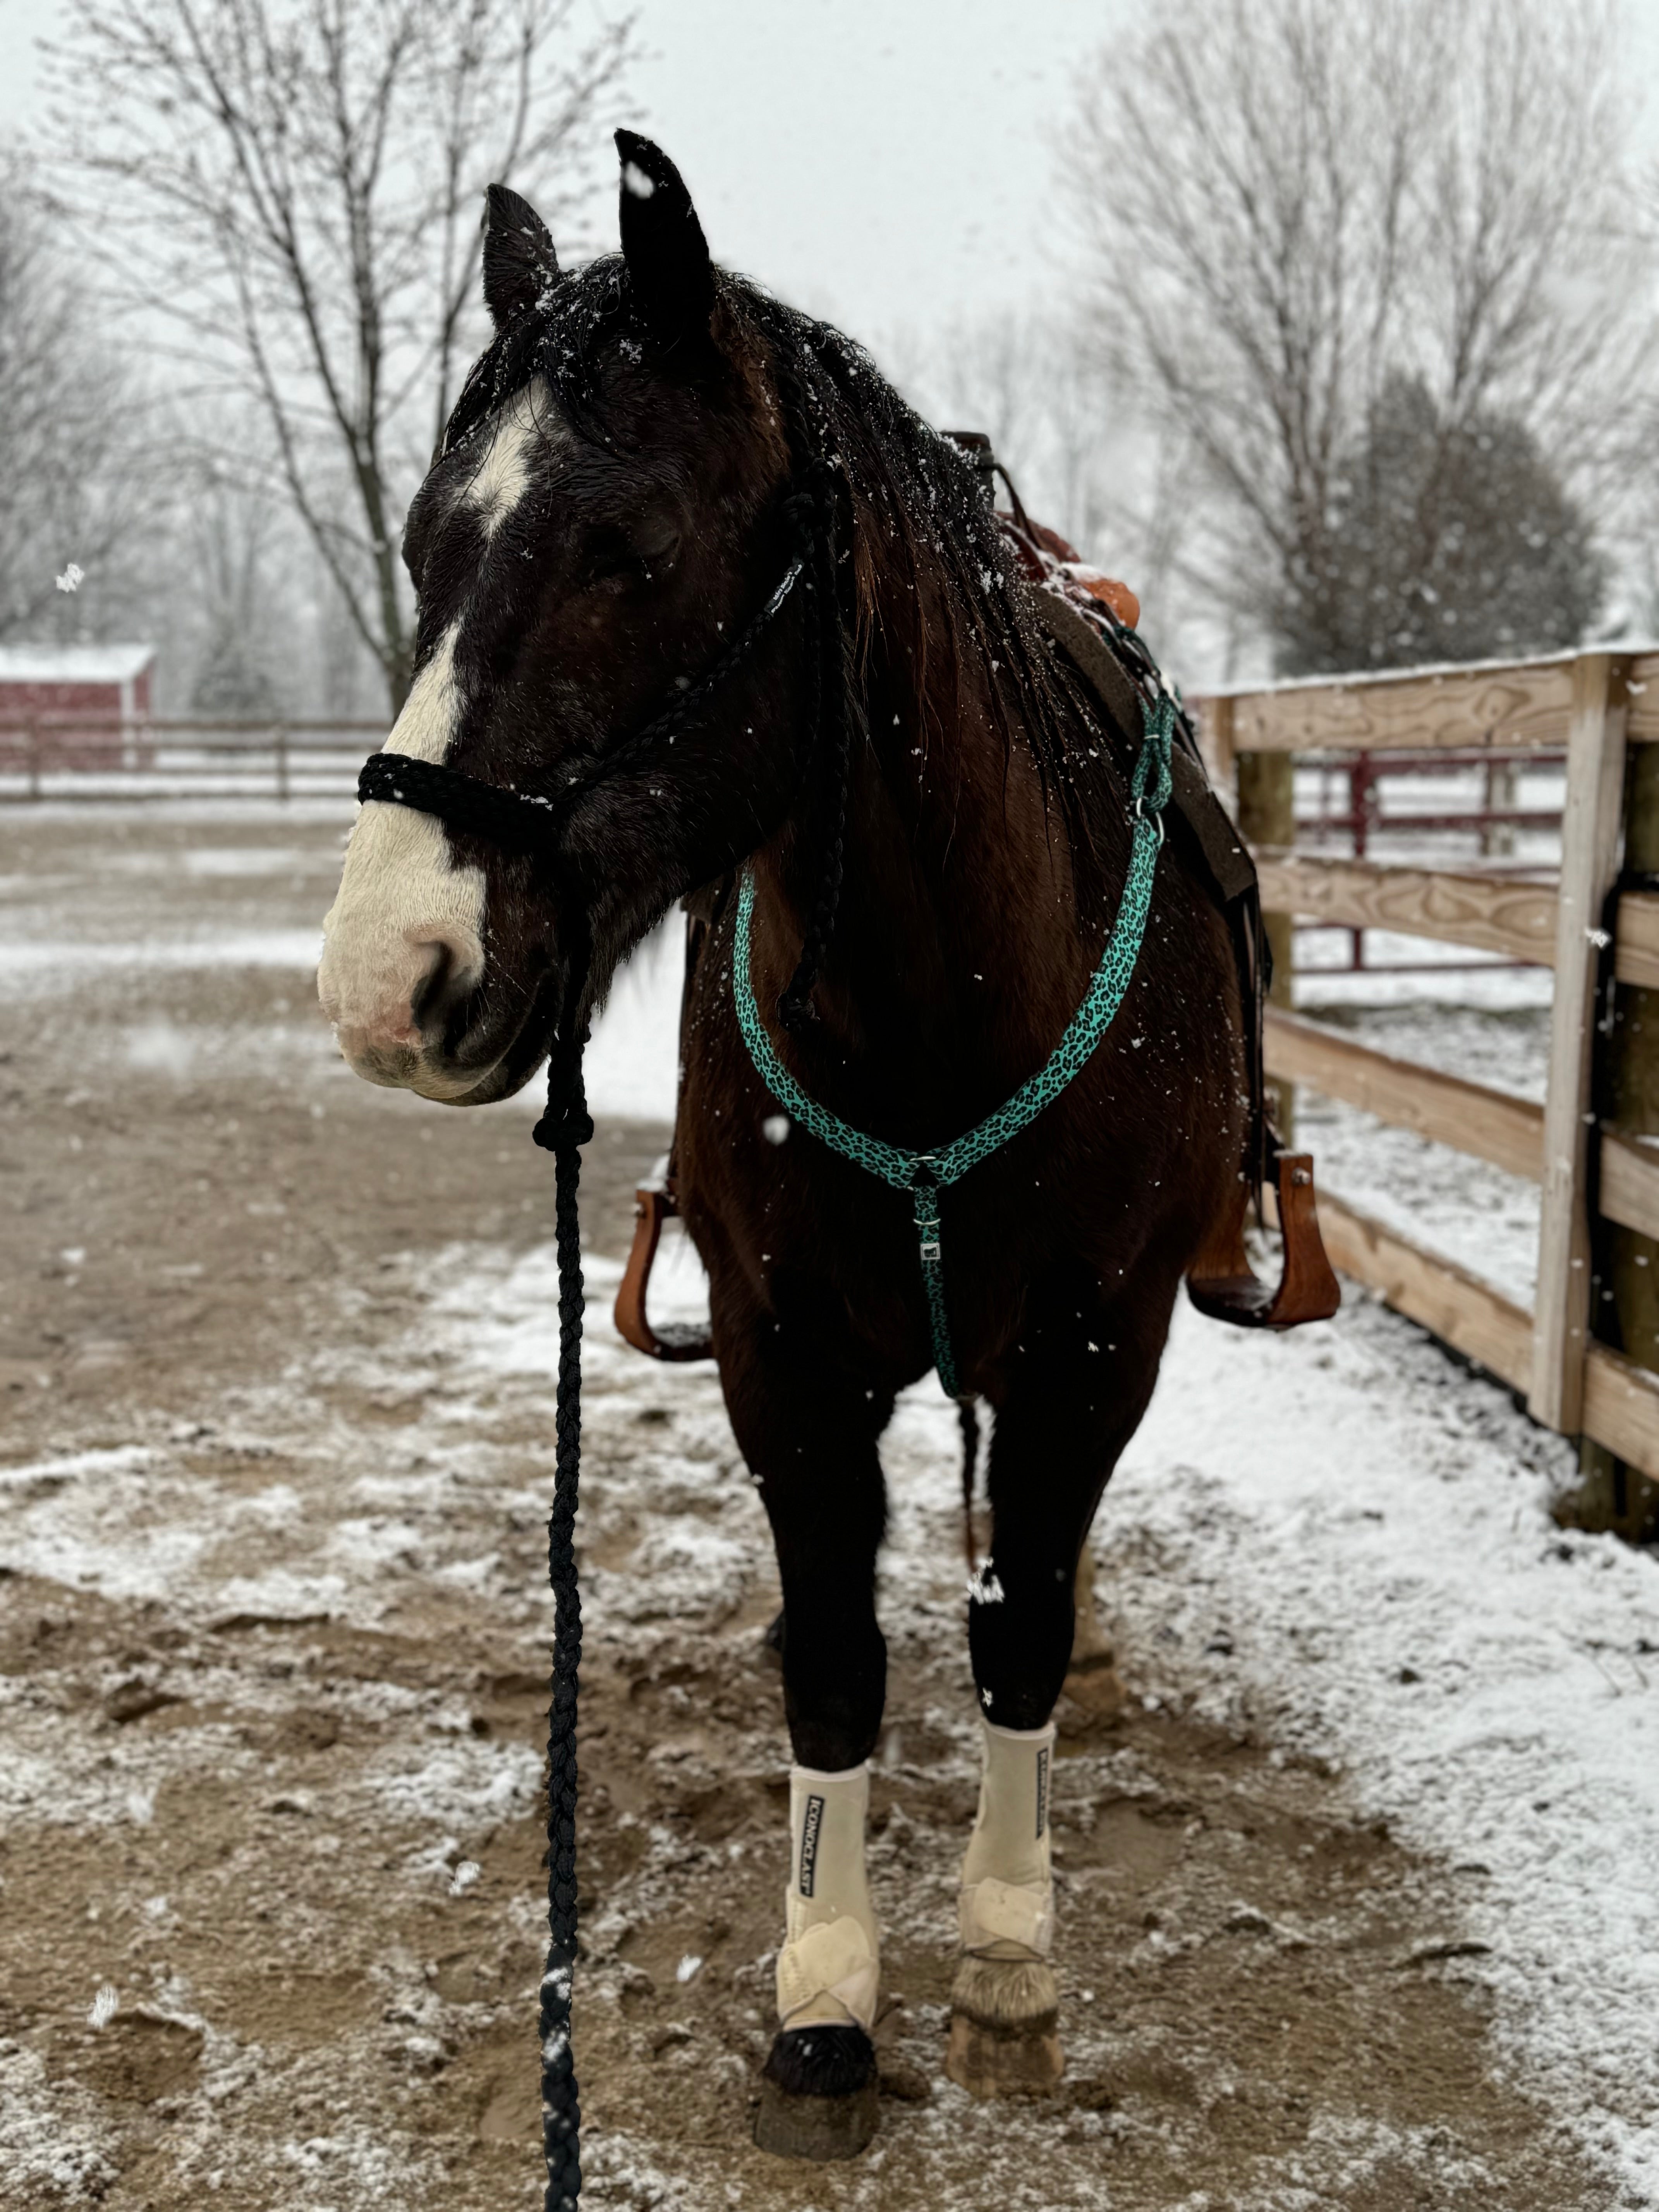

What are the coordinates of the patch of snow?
(575, 922, 683, 1123)
(0, 1444, 154, 1492)
(1104, 1296, 1659, 2202)
(362, 1736, 543, 1833)
(0, 933, 323, 998)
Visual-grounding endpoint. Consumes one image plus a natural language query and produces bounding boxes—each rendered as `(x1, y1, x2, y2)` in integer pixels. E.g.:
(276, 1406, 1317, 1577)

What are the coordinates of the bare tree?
(1066, 0, 1649, 676)
(185, 471, 286, 716)
(894, 311, 1138, 564)
(46, 0, 635, 711)
(0, 156, 161, 643)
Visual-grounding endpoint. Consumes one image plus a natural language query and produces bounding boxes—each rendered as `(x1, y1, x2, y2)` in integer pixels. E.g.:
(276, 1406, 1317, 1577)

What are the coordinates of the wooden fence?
(0, 717, 381, 802)
(10, 678, 1659, 1488)
(1196, 647, 1659, 1491)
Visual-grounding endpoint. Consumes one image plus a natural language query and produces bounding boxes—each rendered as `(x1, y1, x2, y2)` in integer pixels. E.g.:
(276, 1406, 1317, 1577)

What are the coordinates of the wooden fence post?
(1199, 694, 1236, 797)
(1563, 735, 1659, 1537)
(275, 723, 290, 803)
(27, 721, 41, 801)
(1237, 744, 1297, 1144)
(1530, 652, 1630, 1434)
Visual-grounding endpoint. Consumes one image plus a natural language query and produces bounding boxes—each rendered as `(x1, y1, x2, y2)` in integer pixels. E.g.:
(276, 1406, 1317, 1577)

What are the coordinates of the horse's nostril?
(409, 931, 482, 1040)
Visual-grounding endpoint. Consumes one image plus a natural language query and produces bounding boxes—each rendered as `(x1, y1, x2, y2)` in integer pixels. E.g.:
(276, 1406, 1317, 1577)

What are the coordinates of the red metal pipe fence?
(1294, 746, 1566, 971)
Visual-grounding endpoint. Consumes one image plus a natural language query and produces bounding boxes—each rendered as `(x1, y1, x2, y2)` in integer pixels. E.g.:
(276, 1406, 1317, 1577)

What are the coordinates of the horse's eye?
(579, 529, 635, 585)
(581, 520, 679, 590)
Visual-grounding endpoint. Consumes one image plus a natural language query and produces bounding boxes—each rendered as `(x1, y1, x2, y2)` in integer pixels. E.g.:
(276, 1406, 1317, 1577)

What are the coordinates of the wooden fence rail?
(1206, 646, 1659, 765)
(9, 690, 1659, 1494)
(1197, 646, 1659, 1494)
(1264, 1007, 1545, 1180)
(0, 716, 384, 804)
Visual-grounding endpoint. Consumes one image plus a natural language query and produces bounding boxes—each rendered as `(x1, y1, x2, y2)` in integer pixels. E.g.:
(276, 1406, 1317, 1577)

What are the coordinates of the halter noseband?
(356, 548, 805, 859)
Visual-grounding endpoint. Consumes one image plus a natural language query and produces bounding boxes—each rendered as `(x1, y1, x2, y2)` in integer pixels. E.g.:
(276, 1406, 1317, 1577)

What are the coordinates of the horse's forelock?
(443, 258, 633, 460)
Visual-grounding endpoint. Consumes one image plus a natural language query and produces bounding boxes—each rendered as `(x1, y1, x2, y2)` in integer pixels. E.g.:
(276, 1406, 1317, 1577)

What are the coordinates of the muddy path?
(0, 812, 1613, 2209)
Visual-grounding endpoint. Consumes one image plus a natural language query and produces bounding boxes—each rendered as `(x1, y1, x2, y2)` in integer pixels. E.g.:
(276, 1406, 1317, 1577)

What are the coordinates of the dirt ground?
(0, 810, 1617, 2209)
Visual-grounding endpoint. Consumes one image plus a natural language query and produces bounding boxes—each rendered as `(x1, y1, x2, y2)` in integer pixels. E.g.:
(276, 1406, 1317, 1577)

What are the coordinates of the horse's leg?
(716, 1302, 891, 2160)
(948, 1267, 1172, 2098)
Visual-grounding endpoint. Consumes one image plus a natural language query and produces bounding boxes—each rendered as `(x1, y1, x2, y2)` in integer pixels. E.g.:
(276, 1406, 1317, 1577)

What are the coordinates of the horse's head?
(317, 134, 804, 1104)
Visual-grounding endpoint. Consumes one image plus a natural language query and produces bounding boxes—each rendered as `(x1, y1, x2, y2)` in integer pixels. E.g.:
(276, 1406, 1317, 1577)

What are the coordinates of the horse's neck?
(764, 634, 1087, 1106)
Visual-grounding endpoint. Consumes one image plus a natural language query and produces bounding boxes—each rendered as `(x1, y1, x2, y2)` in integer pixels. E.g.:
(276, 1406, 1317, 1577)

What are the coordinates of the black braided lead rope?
(532, 1020, 593, 2211)
(514, 368, 835, 2203)
(354, 360, 843, 2204)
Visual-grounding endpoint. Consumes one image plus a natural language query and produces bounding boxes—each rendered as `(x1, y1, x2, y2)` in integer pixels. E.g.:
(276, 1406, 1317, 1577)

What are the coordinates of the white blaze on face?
(462, 380, 544, 538)
(317, 620, 488, 1094)
(318, 379, 560, 1098)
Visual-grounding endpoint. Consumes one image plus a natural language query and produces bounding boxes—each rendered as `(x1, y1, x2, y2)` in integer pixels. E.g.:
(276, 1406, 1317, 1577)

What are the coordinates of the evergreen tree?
(1275, 376, 1606, 674)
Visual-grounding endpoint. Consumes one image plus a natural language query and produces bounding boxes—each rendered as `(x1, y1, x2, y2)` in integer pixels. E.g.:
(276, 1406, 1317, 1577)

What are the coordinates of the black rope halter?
(356, 394, 848, 2209)
(356, 550, 804, 872)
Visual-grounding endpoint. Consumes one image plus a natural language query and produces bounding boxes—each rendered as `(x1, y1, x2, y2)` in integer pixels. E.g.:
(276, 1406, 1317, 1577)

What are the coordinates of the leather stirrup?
(1186, 1152, 1341, 1329)
(613, 1185, 715, 1361)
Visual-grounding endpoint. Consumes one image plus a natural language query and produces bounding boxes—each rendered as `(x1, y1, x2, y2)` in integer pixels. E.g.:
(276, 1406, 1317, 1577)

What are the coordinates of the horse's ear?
(481, 183, 559, 330)
(615, 130, 715, 342)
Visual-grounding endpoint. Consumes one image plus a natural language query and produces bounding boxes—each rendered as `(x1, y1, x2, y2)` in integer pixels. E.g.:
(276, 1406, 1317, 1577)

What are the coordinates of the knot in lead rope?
(535, 1083, 596, 1155)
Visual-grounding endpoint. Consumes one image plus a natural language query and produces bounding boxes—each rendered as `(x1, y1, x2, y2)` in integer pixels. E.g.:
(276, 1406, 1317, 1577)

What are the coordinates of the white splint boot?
(775, 1762, 880, 2035)
(948, 1716, 1064, 2096)
(754, 1761, 883, 2159)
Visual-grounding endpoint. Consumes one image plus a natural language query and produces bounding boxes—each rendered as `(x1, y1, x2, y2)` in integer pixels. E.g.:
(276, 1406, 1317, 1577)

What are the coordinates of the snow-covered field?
(493, 863, 1659, 2201)
(1118, 1299, 1659, 2200)
(586, 930, 1659, 2197)
(2, 805, 1656, 2208)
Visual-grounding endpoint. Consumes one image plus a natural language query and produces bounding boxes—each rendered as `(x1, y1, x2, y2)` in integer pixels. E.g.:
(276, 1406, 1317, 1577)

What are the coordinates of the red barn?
(0, 644, 157, 771)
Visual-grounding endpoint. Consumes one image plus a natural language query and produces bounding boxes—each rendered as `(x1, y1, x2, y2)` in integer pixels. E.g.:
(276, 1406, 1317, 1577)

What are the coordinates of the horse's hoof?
(753, 2024, 879, 2160)
(945, 1956, 1064, 2099)
(945, 2008, 1064, 2098)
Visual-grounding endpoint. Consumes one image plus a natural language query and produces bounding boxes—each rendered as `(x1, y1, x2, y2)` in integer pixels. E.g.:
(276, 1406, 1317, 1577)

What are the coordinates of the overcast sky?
(7, 0, 1657, 678)
(10, 0, 1658, 345)
(1, 0, 1124, 344)
(625, 0, 1122, 335)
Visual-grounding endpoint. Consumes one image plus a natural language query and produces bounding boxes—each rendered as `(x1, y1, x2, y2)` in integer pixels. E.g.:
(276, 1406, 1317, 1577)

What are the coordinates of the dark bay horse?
(318, 134, 1252, 2159)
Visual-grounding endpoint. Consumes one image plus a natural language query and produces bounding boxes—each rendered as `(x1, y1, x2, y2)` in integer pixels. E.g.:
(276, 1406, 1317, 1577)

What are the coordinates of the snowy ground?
(1, 807, 1655, 2209)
